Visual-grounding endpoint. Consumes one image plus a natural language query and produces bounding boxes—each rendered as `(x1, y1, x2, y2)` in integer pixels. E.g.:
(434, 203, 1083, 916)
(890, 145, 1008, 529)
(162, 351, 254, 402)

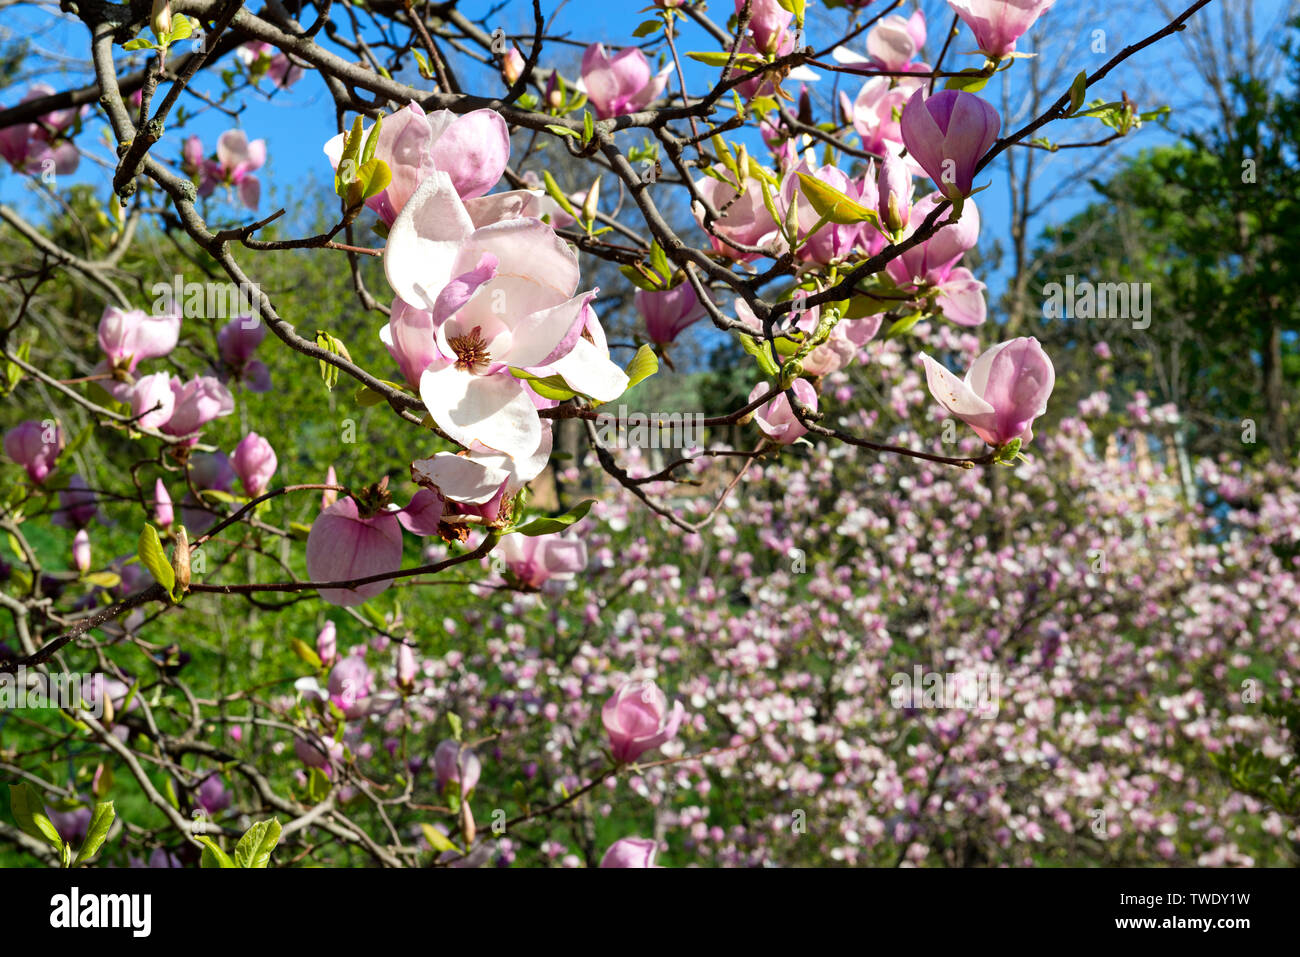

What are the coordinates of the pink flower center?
(448, 326, 491, 374)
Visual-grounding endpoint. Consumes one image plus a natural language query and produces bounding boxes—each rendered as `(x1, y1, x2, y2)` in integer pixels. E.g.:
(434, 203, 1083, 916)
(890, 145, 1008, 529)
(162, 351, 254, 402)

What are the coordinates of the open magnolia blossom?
(693, 168, 787, 262)
(920, 336, 1055, 448)
(385, 172, 622, 461)
(411, 424, 553, 520)
(887, 193, 986, 326)
(833, 9, 928, 76)
(322, 102, 515, 226)
(499, 532, 588, 589)
(750, 378, 819, 445)
(948, 0, 1058, 59)
(579, 44, 672, 119)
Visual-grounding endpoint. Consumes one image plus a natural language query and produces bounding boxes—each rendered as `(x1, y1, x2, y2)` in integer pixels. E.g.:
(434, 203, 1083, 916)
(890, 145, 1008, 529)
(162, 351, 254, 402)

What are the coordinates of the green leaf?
(796, 172, 879, 226)
(361, 113, 384, 165)
(421, 823, 462, 855)
(944, 70, 992, 93)
(1067, 69, 1088, 114)
(447, 712, 463, 741)
(163, 776, 180, 811)
(545, 124, 581, 139)
(137, 523, 175, 595)
(291, 638, 322, 669)
(83, 571, 122, 589)
(307, 766, 331, 802)
(623, 344, 659, 391)
(8, 783, 64, 850)
(122, 37, 155, 52)
(198, 836, 236, 868)
(234, 818, 282, 868)
(739, 333, 780, 378)
(73, 801, 115, 866)
(582, 110, 594, 143)
(198, 488, 240, 504)
(169, 14, 193, 42)
(509, 367, 580, 402)
(632, 19, 662, 38)
(687, 50, 765, 69)
(412, 49, 432, 79)
(885, 311, 924, 340)
(512, 499, 596, 537)
(355, 157, 391, 203)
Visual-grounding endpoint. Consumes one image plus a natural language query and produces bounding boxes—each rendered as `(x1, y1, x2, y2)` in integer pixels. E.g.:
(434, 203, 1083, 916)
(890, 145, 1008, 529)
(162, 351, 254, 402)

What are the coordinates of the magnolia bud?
(73, 529, 91, 574)
(172, 526, 191, 593)
(502, 47, 526, 86)
(151, 0, 172, 37)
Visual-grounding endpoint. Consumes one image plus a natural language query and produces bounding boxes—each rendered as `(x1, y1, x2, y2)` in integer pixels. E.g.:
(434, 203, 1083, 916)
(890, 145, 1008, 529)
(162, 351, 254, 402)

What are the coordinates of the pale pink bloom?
(412, 425, 553, 519)
(197, 129, 266, 210)
(780, 160, 865, 264)
(877, 146, 914, 232)
(217, 317, 271, 392)
(502, 47, 526, 86)
(833, 10, 927, 72)
(154, 479, 174, 527)
(843, 78, 909, 157)
(499, 533, 587, 588)
(948, 0, 1056, 58)
(4, 420, 62, 484)
(236, 41, 305, 89)
(636, 283, 709, 345)
(294, 733, 343, 770)
(886, 192, 981, 285)
(602, 679, 685, 764)
(385, 173, 611, 459)
(316, 621, 337, 666)
(396, 642, 418, 690)
(736, 0, 794, 55)
(693, 170, 785, 262)
(0, 84, 82, 175)
(159, 375, 234, 441)
(920, 336, 1055, 446)
(749, 378, 818, 444)
(305, 497, 404, 606)
(933, 267, 987, 326)
(600, 837, 662, 868)
(72, 529, 91, 574)
(433, 739, 481, 796)
(128, 372, 177, 431)
(900, 88, 1001, 199)
(323, 103, 512, 225)
(579, 44, 670, 119)
(232, 432, 277, 496)
(98, 306, 180, 372)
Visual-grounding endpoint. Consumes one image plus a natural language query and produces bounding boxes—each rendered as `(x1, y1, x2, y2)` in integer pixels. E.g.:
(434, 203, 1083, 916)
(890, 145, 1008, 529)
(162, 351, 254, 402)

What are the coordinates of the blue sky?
(2, 1, 1293, 310)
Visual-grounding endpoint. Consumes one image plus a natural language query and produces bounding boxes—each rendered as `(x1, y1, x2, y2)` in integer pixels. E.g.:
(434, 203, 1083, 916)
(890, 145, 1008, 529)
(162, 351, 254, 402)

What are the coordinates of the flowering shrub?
(0, 0, 1293, 870)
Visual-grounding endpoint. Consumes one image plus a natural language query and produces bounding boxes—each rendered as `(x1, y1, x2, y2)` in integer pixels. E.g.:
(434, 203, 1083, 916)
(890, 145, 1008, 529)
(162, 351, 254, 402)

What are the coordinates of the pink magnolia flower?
(948, 0, 1056, 58)
(396, 642, 418, 690)
(236, 41, 305, 89)
(900, 88, 1001, 200)
(194, 774, 231, 815)
(232, 432, 277, 497)
(197, 129, 266, 210)
(294, 733, 343, 770)
(98, 306, 180, 373)
(602, 679, 685, 764)
(499, 533, 587, 588)
(385, 173, 617, 460)
(5, 420, 62, 484)
(877, 146, 913, 232)
(737, 0, 794, 55)
(636, 282, 709, 345)
(433, 739, 482, 797)
(316, 620, 337, 667)
(749, 378, 818, 444)
(886, 192, 981, 285)
(327, 654, 376, 719)
(305, 497, 404, 606)
(154, 478, 174, 527)
(600, 837, 662, 868)
(885, 192, 986, 325)
(693, 170, 785, 261)
(920, 336, 1055, 447)
(127, 371, 177, 431)
(834, 10, 927, 72)
(842, 78, 910, 157)
(323, 103, 513, 226)
(0, 84, 82, 175)
(217, 317, 271, 392)
(73, 529, 91, 574)
(412, 424, 553, 522)
(780, 160, 866, 264)
(159, 375, 235, 441)
(502, 47, 526, 86)
(580, 44, 670, 119)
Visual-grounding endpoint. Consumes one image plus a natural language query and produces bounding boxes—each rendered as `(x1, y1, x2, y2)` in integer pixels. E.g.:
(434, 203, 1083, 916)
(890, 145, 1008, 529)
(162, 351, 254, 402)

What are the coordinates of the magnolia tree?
(1, 0, 1291, 869)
